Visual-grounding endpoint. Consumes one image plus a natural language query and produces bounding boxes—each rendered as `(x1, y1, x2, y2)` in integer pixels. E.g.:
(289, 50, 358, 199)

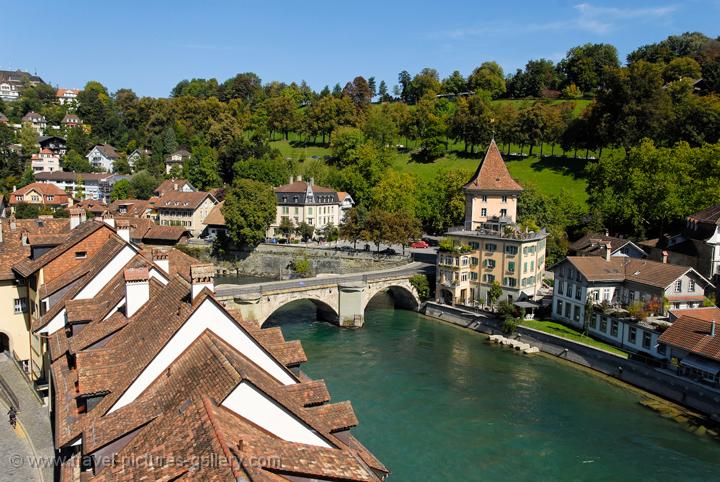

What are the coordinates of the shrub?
(502, 317, 519, 335)
(292, 258, 312, 278)
(627, 300, 648, 321)
(409, 274, 430, 300)
(438, 238, 455, 252)
(497, 300, 514, 318)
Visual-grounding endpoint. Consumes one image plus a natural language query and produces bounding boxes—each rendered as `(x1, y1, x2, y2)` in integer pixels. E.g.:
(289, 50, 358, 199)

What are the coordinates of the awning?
(680, 354, 720, 374)
(513, 301, 539, 309)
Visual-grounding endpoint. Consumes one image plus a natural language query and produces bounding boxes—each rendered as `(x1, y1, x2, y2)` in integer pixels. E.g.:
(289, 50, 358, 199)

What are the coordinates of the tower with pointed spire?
(436, 140, 547, 307)
(462, 139, 523, 229)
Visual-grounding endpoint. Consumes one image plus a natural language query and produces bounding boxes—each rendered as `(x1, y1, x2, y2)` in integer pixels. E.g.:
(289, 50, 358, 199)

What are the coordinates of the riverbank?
(423, 302, 720, 431)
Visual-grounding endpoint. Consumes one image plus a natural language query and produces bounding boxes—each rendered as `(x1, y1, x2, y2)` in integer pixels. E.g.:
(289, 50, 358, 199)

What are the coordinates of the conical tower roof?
(463, 139, 523, 192)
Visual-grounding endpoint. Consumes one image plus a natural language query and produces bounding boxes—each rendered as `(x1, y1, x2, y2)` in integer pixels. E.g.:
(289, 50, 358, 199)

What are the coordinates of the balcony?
(447, 224, 546, 241)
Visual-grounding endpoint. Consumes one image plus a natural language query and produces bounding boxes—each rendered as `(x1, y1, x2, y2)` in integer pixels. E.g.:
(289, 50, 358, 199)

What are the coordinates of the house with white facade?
(56, 88, 80, 106)
(551, 254, 714, 359)
(0, 70, 44, 102)
(164, 148, 190, 174)
(21, 111, 47, 135)
(86, 144, 119, 172)
(31, 149, 60, 173)
(127, 148, 151, 170)
(34, 171, 130, 203)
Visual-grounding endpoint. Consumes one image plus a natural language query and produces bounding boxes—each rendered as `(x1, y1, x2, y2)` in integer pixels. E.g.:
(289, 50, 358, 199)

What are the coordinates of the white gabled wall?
(149, 268, 168, 285)
(76, 246, 137, 300)
(40, 308, 66, 334)
(222, 381, 331, 448)
(108, 298, 297, 413)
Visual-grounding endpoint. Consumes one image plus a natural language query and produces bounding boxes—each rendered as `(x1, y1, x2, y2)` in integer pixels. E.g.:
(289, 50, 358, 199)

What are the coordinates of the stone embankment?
(488, 334, 540, 354)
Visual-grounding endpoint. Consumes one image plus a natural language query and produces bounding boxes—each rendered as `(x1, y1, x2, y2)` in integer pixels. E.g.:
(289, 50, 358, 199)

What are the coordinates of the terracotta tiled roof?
(90, 144, 119, 160)
(0, 218, 69, 280)
(463, 139, 523, 192)
(204, 200, 225, 226)
(670, 307, 720, 323)
(560, 257, 709, 290)
(569, 233, 645, 257)
(660, 309, 720, 362)
(107, 199, 151, 217)
(13, 220, 110, 277)
(276, 180, 336, 194)
(156, 190, 215, 210)
(154, 178, 194, 196)
(12, 182, 67, 197)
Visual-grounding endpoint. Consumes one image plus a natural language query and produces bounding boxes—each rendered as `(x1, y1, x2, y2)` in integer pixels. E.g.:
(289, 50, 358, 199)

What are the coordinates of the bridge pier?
(338, 282, 366, 328)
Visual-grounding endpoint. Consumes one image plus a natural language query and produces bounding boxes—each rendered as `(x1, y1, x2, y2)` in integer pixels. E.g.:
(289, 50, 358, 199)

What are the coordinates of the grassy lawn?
(270, 137, 592, 206)
(521, 319, 629, 358)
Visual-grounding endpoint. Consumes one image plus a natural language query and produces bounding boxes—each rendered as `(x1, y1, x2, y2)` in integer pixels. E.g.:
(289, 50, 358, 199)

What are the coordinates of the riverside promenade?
(0, 354, 53, 482)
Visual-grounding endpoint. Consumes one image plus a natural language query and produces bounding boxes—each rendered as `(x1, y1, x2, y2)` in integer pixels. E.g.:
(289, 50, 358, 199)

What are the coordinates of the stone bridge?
(215, 263, 431, 327)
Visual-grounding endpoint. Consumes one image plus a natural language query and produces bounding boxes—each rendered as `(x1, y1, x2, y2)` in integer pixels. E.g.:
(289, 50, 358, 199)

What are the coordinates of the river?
(267, 295, 720, 481)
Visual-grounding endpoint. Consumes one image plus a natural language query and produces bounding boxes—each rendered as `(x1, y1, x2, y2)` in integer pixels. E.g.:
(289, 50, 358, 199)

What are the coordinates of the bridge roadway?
(216, 262, 434, 327)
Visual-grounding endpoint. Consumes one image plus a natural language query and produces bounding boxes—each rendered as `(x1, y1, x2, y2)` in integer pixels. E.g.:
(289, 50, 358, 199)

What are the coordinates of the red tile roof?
(156, 190, 215, 210)
(9, 182, 70, 205)
(204, 200, 225, 226)
(276, 180, 336, 193)
(463, 139, 523, 192)
(660, 308, 720, 362)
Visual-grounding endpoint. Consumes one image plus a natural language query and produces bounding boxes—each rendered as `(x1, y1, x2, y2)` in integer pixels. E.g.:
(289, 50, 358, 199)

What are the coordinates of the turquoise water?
(269, 299, 720, 482)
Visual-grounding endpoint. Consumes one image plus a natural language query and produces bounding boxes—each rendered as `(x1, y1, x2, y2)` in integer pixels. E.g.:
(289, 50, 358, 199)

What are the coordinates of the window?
(469, 242, 480, 250)
(556, 299, 563, 315)
(530, 260, 535, 272)
(501, 195, 507, 203)
(573, 305, 580, 322)
(575, 286, 581, 300)
(481, 208, 487, 217)
(483, 274, 495, 283)
(523, 262, 528, 273)
(481, 195, 487, 202)
(628, 326, 637, 344)
(47, 195, 54, 201)
(14, 298, 27, 314)
(642, 331, 651, 349)
(603, 288, 610, 301)
(282, 206, 289, 214)
(564, 302, 571, 318)
(507, 261, 515, 273)
(461, 273, 468, 282)
(485, 243, 497, 252)
(500, 209, 507, 217)
(471, 257, 479, 266)
(504, 277, 517, 287)
(461, 257, 469, 266)
(484, 259, 496, 269)
(557, 279, 563, 295)
(505, 245, 518, 255)
(75, 251, 87, 259)
(689, 279, 696, 292)
(592, 290, 599, 301)
(589, 314, 597, 329)
(674, 279, 682, 292)
(470, 272, 478, 281)
(600, 318, 607, 332)
(611, 320, 619, 337)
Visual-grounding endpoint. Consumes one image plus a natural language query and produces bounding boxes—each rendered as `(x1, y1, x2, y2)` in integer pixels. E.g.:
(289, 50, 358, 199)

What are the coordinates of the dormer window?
(75, 251, 87, 259)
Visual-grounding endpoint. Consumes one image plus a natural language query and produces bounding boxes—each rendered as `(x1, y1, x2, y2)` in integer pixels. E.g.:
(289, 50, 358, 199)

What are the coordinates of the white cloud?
(443, 2, 678, 38)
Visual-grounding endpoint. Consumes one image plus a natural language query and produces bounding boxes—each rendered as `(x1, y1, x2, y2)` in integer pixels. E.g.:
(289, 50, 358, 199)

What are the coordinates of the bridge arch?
(362, 280, 421, 312)
(262, 297, 339, 327)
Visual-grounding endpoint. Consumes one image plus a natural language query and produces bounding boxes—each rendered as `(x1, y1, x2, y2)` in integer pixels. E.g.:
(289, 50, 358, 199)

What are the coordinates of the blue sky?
(2, 1, 718, 97)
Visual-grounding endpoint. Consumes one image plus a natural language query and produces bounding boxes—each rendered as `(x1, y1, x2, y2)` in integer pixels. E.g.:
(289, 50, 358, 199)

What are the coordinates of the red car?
(411, 240, 429, 249)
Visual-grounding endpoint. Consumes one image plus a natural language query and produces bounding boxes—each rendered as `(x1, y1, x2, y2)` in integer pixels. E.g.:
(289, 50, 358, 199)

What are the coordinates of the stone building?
(436, 140, 547, 306)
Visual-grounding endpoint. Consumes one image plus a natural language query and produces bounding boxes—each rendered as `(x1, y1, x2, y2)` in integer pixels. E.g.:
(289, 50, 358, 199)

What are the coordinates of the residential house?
(9, 182, 71, 210)
(127, 148, 151, 169)
(34, 171, 130, 203)
(270, 176, 351, 239)
(569, 232, 647, 259)
(156, 191, 217, 237)
(74, 199, 107, 217)
(154, 178, 195, 197)
(0, 70, 44, 102)
(0, 217, 69, 372)
(203, 200, 226, 238)
(21, 111, 47, 135)
(115, 216, 191, 245)
(55, 88, 80, 106)
(436, 140, 547, 306)
(86, 144, 120, 172)
(60, 113, 81, 128)
(30, 148, 60, 172)
(642, 204, 720, 283)
(39, 244, 387, 480)
(164, 148, 190, 174)
(38, 135, 67, 156)
(659, 307, 720, 386)
(551, 255, 714, 359)
(107, 199, 154, 218)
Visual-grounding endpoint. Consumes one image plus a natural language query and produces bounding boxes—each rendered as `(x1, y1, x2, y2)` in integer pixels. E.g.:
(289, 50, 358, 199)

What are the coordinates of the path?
(0, 354, 54, 482)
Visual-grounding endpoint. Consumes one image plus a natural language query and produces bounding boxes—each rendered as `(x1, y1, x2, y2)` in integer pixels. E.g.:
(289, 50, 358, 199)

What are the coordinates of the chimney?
(173, 182, 178, 191)
(296, 175, 302, 182)
(152, 249, 169, 274)
(190, 263, 215, 299)
(102, 211, 115, 228)
(662, 250, 668, 264)
(0, 221, 3, 244)
(309, 177, 314, 186)
(604, 242, 612, 262)
(69, 208, 86, 229)
(9, 215, 16, 231)
(712, 320, 716, 337)
(604, 228, 609, 236)
(124, 267, 149, 317)
(21, 231, 28, 245)
(289, 175, 293, 185)
(116, 219, 131, 243)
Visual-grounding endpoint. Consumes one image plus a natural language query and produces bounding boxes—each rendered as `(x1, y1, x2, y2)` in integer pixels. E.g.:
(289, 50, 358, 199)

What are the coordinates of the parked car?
(411, 240, 429, 249)
(381, 247, 397, 255)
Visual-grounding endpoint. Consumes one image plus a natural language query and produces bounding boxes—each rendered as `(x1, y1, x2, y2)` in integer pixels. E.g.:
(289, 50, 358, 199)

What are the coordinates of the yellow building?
(436, 140, 547, 306)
